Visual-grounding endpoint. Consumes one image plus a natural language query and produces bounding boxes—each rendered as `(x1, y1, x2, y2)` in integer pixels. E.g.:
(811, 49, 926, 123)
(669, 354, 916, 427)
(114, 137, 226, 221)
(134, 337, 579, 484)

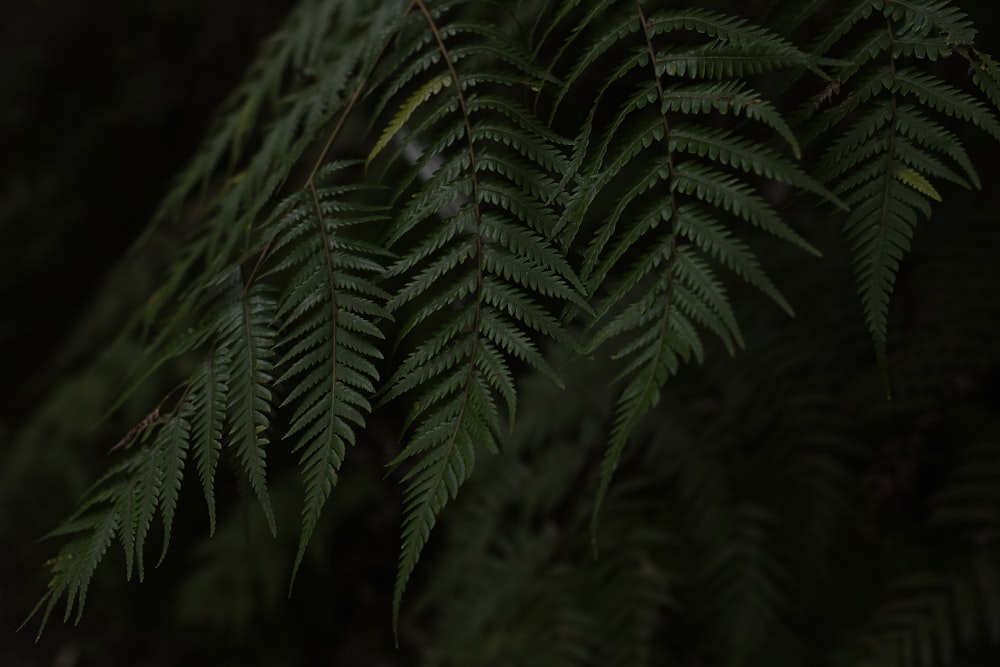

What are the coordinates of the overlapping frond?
(266, 162, 392, 584)
(219, 283, 280, 535)
(368, 0, 586, 628)
(549, 2, 831, 543)
(123, 0, 403, 385)
(28, 169, 396, 628)
(802, 0, 1000, 383)
(187, 350, 229, 535)
(25, 276, 283, 635)
(24, 411, 190, 637)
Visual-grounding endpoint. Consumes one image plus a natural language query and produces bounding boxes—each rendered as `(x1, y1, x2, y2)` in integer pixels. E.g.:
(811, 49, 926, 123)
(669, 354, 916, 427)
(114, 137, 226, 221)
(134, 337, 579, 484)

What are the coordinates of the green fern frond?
(893, 69, 1000, 140)
(674, 204, 793, 315)
(657, 42, 813, 79)
(266, 163, 392, 586)
(154, 414, 191, 567)
(668, 125, 822, 196)
(130, 0, 402, 348)
(971, 50, 1000, 108)
(882, 0, 976, 44)
(803, 0, 1000, 384)
(672, 162, 820, 253)
(368, 0, 584, 630)
(187, 351, 229, 536)
(23, 412, 191, 637)
(220, 283, 279, 536)
(893, 104, 980, 187)
(661, 81, 803, 156)
(546, 2, 823, 545)
(645, 7, 805, 49)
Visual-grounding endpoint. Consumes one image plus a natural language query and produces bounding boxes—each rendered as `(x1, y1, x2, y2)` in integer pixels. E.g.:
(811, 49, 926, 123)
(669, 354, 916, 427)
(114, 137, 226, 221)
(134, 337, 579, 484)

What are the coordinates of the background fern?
(3, 0, 1000, 664)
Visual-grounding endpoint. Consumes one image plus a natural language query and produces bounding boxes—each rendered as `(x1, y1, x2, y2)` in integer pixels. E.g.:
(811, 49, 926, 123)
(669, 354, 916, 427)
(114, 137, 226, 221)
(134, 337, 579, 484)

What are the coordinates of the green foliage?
(800, 0, 999, 385)
(23, 0, 1000, 663)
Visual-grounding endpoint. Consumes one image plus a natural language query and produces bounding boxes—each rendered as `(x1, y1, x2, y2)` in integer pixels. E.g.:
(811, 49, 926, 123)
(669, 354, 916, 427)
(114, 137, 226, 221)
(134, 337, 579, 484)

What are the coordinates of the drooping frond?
(265, 161, 392, 585)
(122, 0, 404, 383)
(367, 0, 587, 629)
(801, 0, 1000, 385)
(23, 411, 190, 637)
(26, 267, 284, 634)
(218, 282, 279, 535)
(548, 1, 833, 544)
(187, 350, 230, 536)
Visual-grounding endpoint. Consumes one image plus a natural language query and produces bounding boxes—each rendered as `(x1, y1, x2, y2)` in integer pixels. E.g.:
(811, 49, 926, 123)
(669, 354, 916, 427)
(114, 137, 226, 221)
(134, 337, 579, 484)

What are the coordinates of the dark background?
(0, 0, 289, 418)
(0, 2, 306, 664)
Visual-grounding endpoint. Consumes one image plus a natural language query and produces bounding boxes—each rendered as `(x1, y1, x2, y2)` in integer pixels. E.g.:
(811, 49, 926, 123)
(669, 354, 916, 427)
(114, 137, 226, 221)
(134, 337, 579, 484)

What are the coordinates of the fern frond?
(674, 204, 792, 315)
(187, 350, 229, 536)
(549, 2, 827, 543)
(369, 0, 584, 629)
(25, 1, 1000, 660)
(658, 42, 812, 79)
(802, 0, 1000, 383)
(893, 68, 1000, 140)
(220, 283, 279, 535)
(893, 105, 980, 188)
(154, 414, 190, 567)
(124, 0, 402, 366)
(661, 81, 803, 156)
(971, 50, 1000, 108)
(883, 0, 976, 44)
(24, 412, 191, 637)
(267, 162, 392, 586)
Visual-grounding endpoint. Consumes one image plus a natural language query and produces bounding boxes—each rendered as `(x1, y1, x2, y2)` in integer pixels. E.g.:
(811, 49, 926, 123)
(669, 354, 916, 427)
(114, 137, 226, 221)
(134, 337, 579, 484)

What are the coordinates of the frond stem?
(393, 2, 490, 638)
(306, 31, 394, 187)
(594, 0, 683, 553)
(413, 0, 487, 373)
(872, 17, 901, 394)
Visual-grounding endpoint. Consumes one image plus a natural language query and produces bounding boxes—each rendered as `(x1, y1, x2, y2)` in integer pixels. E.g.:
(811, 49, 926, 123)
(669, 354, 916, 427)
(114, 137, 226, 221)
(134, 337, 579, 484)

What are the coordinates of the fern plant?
(22, 0, 1000, 664)
(799, 0, 999, 384)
